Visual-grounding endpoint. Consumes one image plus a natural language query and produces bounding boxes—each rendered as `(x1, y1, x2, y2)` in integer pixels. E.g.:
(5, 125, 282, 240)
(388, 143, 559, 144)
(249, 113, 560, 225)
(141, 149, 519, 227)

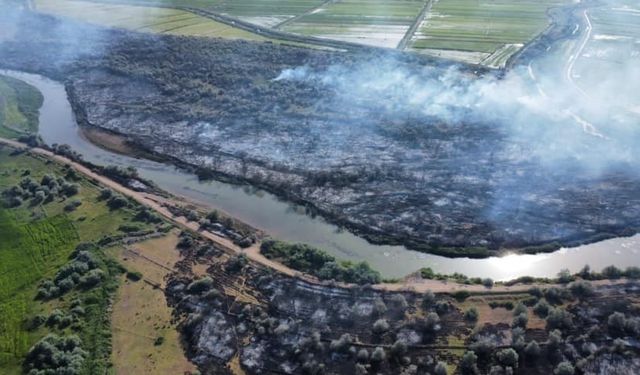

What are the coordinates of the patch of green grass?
(0, 147, 156, 373)
(0, 75, 43, 139)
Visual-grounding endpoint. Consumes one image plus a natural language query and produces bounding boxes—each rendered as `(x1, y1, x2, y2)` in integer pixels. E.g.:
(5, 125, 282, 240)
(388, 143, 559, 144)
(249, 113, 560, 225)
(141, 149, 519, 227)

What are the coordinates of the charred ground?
(2, 9, 640, 257)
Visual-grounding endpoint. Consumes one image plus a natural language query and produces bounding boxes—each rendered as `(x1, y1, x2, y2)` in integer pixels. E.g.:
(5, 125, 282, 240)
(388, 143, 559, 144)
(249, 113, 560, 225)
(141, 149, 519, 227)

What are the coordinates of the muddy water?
(5, 70, 640, 280)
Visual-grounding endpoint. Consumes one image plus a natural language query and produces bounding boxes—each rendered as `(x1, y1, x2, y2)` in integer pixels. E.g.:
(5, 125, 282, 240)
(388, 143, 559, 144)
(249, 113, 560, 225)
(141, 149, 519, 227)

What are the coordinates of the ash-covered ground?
(2, 6, 640, 256)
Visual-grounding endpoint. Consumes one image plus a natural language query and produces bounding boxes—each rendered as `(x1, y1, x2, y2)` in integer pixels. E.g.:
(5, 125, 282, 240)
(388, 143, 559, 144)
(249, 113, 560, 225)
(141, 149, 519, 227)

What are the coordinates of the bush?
(602, 265, 623, 279)
(568, 280, 594, 298)
(434, 361, 448, 375)
(482, 278, 494, 288)
(546, 308, 573, 330)
(464, 307, 479, 323)
(370, 347, 386, 363)
(107, 195, 128, 209)
(557, 269, 573, 283)
(226, 254, 248, 273)
(186, 276, 214, 294)
(372, 319, 390, 334)
(126, 271, 143, 281)
(496, 348, 519, 368)
(533, 299, 550, 318)
(460, 351, 478, 374)
(452, 290, 471, 302)
(64, 199, 82, 212)
(390, 339, 408, 358)
(554, 361, 575, 375)
(422, 290, 435, 309)
(23, 334, 87, 375)
(512, 313, 528, 328)
(154, 336, 165, 346)
(525, 340, 541, 359)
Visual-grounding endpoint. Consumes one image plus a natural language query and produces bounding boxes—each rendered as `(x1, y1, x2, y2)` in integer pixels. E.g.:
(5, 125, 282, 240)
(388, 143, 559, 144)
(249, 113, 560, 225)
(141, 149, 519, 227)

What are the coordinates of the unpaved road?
(0, 136, 630, 294)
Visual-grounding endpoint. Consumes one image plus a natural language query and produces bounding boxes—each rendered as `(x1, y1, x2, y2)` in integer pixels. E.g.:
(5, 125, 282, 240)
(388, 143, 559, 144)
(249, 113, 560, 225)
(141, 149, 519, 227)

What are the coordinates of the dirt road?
(0, 136, 629, 294)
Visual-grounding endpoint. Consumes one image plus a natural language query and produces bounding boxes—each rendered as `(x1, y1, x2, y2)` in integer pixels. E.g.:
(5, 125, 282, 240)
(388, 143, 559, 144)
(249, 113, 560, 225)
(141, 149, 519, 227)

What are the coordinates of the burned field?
(167, 235, 640, 374)
(3, 10, 640, 257)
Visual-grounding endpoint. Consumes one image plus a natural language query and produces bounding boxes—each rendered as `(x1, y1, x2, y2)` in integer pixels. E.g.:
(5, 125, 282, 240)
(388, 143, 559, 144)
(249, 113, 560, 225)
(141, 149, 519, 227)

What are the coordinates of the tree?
(373, 297, 387, 316)
(496, 348, 518, 368)
(424, 312, 440, 334)
(512, 312, 528, 328)
(533, 299, 550, 317)
(554, 361, 574, 375)
(422, 290, 436, 309)
(546, 308, 573, 330)
(557, 269, 573, 283)
(524, 340, 541, 359)
(483, 278, 494, 288)
(460, 351, 478, 374)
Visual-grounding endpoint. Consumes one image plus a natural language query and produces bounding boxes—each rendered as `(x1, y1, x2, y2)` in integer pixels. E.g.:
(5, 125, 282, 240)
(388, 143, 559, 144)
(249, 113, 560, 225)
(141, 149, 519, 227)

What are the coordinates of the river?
(3, 69, 640, 280)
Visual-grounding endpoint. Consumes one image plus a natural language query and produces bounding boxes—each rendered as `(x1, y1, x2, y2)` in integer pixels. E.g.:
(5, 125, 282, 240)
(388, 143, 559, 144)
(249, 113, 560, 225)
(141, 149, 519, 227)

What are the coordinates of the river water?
(4, 70, 640, 280)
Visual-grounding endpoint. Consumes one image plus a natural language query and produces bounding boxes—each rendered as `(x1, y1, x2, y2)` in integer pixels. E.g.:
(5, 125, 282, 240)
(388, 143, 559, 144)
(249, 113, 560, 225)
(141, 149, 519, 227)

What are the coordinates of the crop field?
(573, 1, 640, 113)
(281, 0, 426, 48)
(0, 146, 155, 373)
(408, 0, 568, 65)
(0, 75, 43, 139)
(35, 0, 268, 40)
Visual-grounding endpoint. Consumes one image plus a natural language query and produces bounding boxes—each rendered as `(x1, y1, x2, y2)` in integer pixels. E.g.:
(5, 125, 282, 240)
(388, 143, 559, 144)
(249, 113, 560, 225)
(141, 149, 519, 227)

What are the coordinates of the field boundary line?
(272, 0, 334, 30)
(397, 0, 434, 50)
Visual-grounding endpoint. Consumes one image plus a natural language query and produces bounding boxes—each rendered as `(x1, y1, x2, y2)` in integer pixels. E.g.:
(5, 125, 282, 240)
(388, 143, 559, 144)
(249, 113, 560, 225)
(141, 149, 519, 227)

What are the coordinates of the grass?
(35, 0, 269, 41)
(409, 0, 568, 64)
(0, 146, 156, 373)
(107, 233, 196, 374)
(0, 75, 43, 139)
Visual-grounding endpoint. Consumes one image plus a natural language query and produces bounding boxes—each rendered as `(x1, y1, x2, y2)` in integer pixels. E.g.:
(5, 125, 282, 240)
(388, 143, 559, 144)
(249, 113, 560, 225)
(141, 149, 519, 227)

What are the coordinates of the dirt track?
(0, 136, 629, 294)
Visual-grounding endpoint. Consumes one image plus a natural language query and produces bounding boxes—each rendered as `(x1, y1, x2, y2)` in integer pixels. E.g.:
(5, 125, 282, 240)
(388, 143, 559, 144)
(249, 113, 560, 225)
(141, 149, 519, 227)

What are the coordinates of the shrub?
(496, 348, 519, 368)
(106, 195, 128, 209)
(126, 271, 143, 281)
(453, 290, 471, 301)
(23, 334, 86, 374)
(602, 265, 623, 279)
(422, 290, 436, 309)
(154, 336, 165, 346)
(357, 348, 369, 363)
(226, 254, 248, 273)
(546, 308, 573, 330)
(568, 280, 594, 298)
(557, 269, 573, 283)
(512, 313, 528, 328)
(370, 347, 386, 363)
(554, 361, 574, 375)
(608, 312, 626, 337)
(434, 361, 448, 375)
(533, 299, 550, 317)
(525, 340, 541, 359)
(390, 339, 408, 358)
(329, 334, 352, 354)
(186, 276, 214, 294)
(372, 319, 390, 334)
(482, 278, 494, 288)
(460, 351, 478, 374)
(464, 307, 479, 323)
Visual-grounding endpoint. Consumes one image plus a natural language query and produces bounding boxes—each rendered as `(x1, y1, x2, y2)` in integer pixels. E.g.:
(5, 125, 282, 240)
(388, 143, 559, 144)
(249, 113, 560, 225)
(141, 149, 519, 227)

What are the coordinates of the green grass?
(409, 0, 568, 62)
(0, 147, 156, 373)
(0, 75, 43, 139)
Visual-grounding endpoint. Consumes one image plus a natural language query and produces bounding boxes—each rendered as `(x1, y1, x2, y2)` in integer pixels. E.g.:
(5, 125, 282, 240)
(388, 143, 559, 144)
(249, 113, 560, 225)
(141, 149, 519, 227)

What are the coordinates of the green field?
(0, 75, 43, 139)
(35, 0, 269, 40)
(409, 0, 568, 65)
(0, 146, 157, 374)
(282, 0, 426, 47)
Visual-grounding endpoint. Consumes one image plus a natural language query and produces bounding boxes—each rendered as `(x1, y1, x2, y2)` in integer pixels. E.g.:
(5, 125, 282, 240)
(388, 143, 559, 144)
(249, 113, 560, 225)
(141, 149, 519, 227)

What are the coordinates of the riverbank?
(2, 136, 637, 294)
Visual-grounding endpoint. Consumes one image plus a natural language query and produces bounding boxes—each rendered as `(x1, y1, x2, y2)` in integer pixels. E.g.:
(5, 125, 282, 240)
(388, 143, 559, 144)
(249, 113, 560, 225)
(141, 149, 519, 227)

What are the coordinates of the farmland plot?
(92, 0, 327, 27)
(408, 0, 567, 65)
(282, 0, 427, 48)
(572, 1, 640, 114)
(35, 0, 268, 40)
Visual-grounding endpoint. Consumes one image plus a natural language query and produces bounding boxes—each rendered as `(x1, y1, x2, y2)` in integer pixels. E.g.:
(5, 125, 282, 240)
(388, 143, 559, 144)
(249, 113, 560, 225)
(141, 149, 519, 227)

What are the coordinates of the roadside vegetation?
(260, 239, 381, 284)
(0, 75, 43, 138)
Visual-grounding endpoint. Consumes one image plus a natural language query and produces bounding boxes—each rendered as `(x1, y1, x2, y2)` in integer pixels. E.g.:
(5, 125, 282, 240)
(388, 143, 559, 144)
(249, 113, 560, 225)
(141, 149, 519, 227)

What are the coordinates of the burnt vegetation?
(3, 11, 640, 257)
(168, 237, 640, 374)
